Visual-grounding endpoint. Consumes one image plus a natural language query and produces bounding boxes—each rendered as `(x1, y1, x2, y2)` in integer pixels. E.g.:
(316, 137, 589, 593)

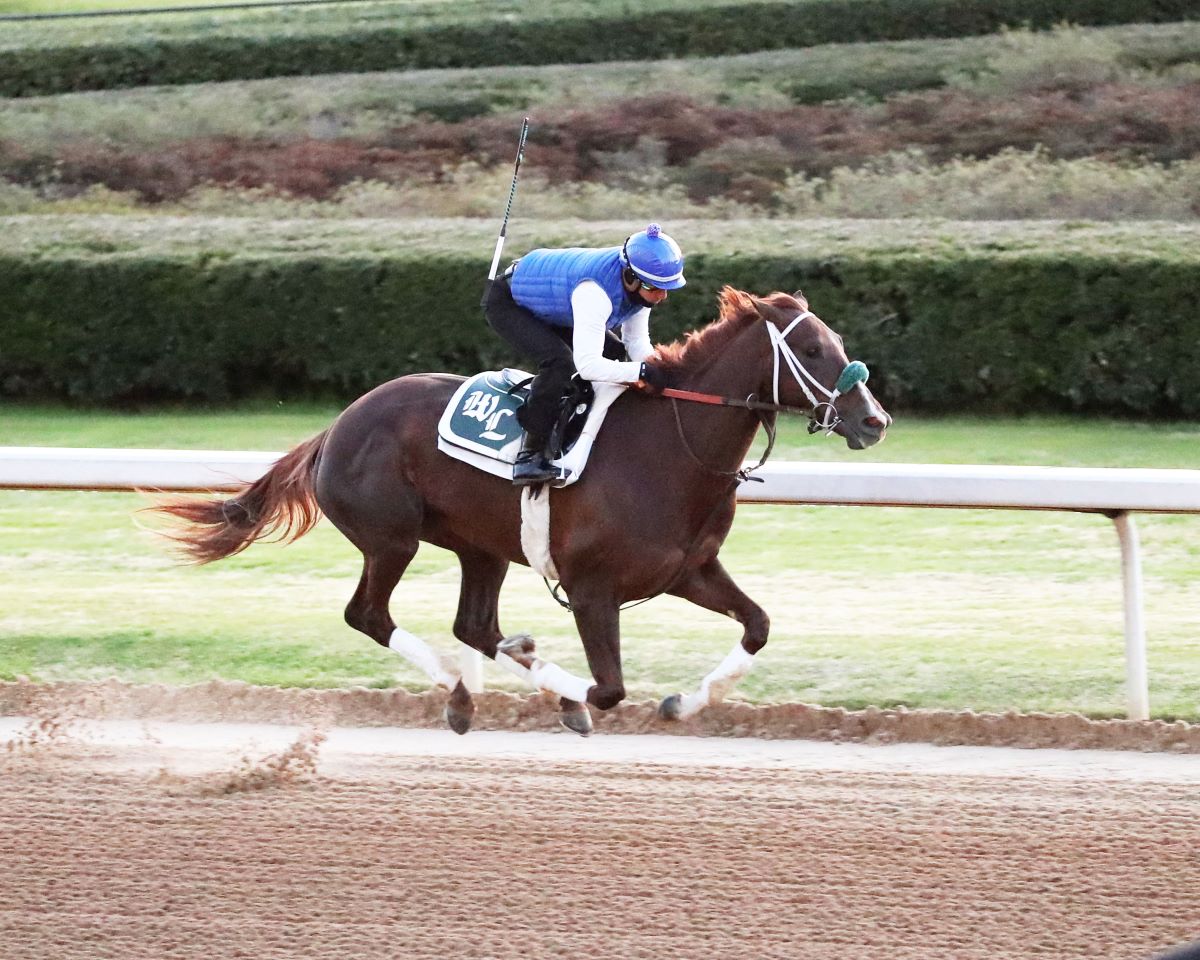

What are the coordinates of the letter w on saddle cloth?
(436, 369, 628, 580)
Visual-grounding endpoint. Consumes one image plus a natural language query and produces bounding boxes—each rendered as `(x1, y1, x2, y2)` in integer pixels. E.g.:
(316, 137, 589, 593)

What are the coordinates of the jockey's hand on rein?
(637, 362, 670, 395)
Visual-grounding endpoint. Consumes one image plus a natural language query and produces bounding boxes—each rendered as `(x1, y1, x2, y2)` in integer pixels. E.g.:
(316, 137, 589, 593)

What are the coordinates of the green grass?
(6, 214, 1200, 261)
(3, 402, 1200, 467)
(4, 0, 1196, 100)
(2, 404, 1198, 719)
(6, 152, 1199, 223)
(3, 0, 1195, 51)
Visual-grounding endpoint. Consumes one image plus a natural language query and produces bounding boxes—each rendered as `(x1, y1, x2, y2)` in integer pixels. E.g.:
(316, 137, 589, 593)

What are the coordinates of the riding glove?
(638, 362, 670, 395)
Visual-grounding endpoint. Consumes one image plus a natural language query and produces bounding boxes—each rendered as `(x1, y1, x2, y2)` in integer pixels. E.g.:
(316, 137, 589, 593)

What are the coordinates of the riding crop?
(487, 116, 531, 282)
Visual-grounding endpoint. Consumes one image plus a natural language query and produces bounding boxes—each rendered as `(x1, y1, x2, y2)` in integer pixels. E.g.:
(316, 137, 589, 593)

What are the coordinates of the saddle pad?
(437, 371, 629, 488)
(437, 368, 530, 462)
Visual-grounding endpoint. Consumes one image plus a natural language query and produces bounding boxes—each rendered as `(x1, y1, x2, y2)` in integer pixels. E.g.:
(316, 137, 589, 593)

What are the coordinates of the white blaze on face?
(851, 381, 888, 431)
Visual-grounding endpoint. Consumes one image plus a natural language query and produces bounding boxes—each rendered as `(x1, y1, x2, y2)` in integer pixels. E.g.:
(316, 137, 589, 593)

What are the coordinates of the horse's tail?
(152, 430, 328, 565)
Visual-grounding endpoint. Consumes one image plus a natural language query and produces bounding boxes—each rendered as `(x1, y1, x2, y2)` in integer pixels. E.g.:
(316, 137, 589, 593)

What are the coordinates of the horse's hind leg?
(345, 543, 474, 732)
(495, 632, 596, 737)
(490, 621, 596, 735)
(445, 548, 511, 734)
(495, 582, 625, 736)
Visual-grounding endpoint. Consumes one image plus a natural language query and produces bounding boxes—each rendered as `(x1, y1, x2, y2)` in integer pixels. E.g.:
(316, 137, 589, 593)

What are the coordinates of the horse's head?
(721, 286, 890, 450)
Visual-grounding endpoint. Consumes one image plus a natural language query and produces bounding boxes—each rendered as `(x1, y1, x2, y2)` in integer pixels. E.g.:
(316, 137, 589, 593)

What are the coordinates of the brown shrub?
(4, 82, 1198, 203)
(37, 138, 425, 201)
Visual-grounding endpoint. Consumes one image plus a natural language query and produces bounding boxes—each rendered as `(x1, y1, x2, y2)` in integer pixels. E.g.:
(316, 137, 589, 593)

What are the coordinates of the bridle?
(545, 309, 870, 614)
(659, 310, 871, 479)
(768, 309, 868, 436)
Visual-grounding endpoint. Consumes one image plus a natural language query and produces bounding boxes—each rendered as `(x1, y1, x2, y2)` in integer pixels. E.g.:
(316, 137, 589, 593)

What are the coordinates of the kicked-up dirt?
(2, 678, 1199, 752)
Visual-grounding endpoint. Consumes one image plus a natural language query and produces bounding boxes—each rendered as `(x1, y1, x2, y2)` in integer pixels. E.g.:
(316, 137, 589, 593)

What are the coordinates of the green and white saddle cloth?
(441, 369, 528, 458)
(436, 369, 627, 487)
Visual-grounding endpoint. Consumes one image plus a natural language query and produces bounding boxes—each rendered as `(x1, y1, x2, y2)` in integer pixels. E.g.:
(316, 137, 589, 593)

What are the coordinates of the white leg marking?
(494, 650, 591, 702)
(677, 642, 756, 719)
(494, 650, 535, 686)
(388, 628, 459, 690)
(528, 660, 592, 703)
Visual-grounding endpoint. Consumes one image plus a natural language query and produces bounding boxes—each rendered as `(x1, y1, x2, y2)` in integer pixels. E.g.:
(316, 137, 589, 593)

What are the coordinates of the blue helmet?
(620, 223, 686, 290)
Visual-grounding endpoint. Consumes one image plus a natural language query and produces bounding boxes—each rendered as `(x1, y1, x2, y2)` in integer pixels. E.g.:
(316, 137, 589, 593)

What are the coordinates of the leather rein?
(664, 390, 781, 482)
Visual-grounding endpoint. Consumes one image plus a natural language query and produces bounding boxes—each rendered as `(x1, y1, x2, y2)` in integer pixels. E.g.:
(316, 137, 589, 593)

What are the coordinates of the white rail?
(740, 462, 1200, 722)
(5, 447, 1200, 720)
(0, 447, 276, 492)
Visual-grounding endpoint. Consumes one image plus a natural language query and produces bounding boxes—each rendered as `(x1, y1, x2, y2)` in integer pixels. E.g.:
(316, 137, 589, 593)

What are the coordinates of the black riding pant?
(483, 276, 624, 448)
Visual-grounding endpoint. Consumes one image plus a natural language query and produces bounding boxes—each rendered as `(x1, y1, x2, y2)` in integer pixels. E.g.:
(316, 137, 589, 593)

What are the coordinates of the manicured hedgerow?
(4, 22, 1199, 146)
(1, 0, 1197, 95)
(2, 216, 1198, 415)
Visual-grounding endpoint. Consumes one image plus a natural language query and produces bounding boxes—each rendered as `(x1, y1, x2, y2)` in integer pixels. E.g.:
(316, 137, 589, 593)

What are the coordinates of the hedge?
(2, 0, 1198, 96)
(2, 215, 1199, 416)
(8, 22, 1200, 149)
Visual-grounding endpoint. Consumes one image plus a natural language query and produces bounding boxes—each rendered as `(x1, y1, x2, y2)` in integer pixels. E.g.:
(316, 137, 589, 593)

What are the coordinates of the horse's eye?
(805, 346, 820, 359)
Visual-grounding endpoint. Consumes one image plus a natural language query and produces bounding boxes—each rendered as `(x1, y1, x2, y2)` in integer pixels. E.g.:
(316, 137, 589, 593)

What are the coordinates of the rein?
(669, 398, 776, 482)
(616, 311, 868, 610)
(659, 386, 808, 416)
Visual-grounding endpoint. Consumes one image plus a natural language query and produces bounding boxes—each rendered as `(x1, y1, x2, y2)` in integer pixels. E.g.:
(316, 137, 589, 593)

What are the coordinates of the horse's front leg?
(494, 634, 601, 739)
(659, 557, 769, 721)
(495, 633, 593, 736)
(494, 585, 622, 737)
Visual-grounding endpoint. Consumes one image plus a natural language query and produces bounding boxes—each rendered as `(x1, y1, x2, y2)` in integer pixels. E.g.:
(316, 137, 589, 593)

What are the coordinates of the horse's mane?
(653, 286, 806, 378)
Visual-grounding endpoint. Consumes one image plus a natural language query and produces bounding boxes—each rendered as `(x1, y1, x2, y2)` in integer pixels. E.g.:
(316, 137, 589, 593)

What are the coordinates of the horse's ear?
(717, 285, 759, 320)
(792, 289, 809, 309)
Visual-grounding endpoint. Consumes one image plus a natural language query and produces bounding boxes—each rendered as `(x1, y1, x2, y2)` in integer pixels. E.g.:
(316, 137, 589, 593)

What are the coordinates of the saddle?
(436, 369, 627, 487)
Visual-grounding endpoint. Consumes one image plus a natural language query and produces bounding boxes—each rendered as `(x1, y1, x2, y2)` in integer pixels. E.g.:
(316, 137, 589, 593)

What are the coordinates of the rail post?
(1110, 511, 1150, 721)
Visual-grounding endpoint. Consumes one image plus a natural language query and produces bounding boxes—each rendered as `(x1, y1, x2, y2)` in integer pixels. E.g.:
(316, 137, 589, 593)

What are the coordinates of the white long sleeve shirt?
(569, 280, 653, 383)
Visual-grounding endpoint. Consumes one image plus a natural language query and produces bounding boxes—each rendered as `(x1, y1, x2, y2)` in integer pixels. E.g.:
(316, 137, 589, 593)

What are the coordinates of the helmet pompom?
(646, 223, 661, 238)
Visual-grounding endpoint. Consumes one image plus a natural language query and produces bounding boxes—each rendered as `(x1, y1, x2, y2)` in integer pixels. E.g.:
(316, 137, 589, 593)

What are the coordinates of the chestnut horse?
(156, 287, 890, 735)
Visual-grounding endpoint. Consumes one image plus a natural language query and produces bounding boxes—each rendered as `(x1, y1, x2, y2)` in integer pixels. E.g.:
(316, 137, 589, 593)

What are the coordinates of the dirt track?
(4, 679, 1200, 752)
(3, 706, 1199, 960)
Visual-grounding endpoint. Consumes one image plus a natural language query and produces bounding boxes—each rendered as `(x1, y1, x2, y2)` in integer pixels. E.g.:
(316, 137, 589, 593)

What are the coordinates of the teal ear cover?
(835, 360, 869, 394)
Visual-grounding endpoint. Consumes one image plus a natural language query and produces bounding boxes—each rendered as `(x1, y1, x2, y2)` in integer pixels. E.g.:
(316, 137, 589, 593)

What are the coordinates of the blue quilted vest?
(509, 247, 642, 330)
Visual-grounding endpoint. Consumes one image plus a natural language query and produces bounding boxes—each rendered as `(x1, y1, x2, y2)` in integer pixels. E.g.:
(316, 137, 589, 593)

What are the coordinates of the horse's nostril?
(864, 415, 886, 430)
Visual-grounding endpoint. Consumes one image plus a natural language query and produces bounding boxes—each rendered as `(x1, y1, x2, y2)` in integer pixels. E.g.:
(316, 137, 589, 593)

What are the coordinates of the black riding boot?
(512, 434, 557, 486)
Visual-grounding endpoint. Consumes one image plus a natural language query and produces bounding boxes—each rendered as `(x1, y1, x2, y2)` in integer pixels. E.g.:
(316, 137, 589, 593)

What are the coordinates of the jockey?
(482, 223, 685, 485)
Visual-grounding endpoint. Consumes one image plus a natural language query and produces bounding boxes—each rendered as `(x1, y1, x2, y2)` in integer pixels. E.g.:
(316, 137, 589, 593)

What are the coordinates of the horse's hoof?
(659, 694, 683, 721)
(443, 705, 472, 736)
(560, 705, 593, 738)
(497, 633, 536, 667)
